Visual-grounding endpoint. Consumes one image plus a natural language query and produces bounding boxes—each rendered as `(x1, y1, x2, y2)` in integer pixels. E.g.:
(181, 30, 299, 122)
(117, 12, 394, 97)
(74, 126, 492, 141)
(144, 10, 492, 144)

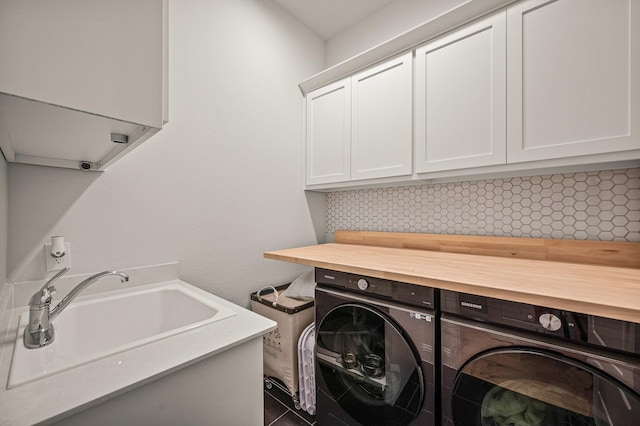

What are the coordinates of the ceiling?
(273, 0, 396, 40)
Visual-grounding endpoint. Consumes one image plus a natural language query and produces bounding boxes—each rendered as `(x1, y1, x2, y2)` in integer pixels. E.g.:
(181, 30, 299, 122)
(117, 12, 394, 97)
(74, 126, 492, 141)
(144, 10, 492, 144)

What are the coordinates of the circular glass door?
(316, 303, 424, 425)
(452, 348, 640, 426)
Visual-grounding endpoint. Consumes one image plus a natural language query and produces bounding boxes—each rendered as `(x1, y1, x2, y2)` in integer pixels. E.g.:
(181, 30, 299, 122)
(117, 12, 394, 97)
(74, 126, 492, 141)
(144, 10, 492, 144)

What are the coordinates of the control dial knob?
(539, 313, 562, 331)
(357, 279, 369, 291)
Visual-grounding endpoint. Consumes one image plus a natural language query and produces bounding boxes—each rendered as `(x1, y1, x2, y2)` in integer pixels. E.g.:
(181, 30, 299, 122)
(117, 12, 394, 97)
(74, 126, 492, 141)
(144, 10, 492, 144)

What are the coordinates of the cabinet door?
(0, 0, 164, 129)
(305, 79, 351, 185)
(507, 0, 640, 163)
(351, 53, 412, 181)
(415, 12, 506, 173)
(415, 11, 506, 173)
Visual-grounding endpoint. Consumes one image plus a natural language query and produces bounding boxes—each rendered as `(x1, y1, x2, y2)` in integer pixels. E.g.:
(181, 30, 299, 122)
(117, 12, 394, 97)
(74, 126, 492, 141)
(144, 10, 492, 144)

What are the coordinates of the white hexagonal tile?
(612, 195, 629, 206)
(612, 227, 629, 238)
(586, 175, 601, 186)
(612, 173, 629, 185)
(325, 168, 638, 241)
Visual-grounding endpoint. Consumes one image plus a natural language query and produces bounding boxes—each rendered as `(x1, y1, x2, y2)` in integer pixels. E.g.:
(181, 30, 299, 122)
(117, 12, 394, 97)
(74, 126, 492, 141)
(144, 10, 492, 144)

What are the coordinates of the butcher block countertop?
(264, 231, 640, 324)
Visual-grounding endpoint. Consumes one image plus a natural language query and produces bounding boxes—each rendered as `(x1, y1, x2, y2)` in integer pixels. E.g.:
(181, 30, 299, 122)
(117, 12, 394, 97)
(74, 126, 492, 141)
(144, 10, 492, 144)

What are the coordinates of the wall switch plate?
(44, 242, 71, 271)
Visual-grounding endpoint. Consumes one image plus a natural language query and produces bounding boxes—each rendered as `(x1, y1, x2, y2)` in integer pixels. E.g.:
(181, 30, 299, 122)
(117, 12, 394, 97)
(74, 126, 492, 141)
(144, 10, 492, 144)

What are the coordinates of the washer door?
(316, 303, 424, 425)
(452, 348, 640, 426)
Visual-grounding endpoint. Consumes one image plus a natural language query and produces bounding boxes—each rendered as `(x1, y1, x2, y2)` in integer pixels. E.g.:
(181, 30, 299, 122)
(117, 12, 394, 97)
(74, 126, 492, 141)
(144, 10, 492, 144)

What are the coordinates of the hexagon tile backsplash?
(326, 168, 640, 242)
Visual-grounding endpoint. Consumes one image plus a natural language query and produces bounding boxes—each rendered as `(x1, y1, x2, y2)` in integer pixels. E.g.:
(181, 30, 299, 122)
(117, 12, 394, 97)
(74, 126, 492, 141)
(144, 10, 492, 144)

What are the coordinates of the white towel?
(282, 270, 316, 300)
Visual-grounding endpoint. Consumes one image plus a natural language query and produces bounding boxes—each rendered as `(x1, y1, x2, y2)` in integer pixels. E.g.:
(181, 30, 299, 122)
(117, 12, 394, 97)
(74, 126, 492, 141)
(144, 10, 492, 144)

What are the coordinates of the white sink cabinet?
(0, 0, 168, 171)
(53, 338, 265, 426)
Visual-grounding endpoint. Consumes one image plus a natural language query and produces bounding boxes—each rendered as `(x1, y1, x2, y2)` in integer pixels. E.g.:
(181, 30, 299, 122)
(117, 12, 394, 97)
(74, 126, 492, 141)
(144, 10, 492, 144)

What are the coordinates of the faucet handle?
(31, 285, 54, 306)
(29, 268, 68, 307)
(41, 268, 69, 290)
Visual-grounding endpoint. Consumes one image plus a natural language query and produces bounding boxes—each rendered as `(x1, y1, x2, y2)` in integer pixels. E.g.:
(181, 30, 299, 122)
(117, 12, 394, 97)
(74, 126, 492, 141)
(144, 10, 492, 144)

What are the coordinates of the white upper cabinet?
(305, 53, 412, 186)
(415, 11, 506, 173)
(506, 0, 639, 163)
(0, 0, 168, 171)
(350, 53, 412, 181)
(306, 79, 352, 185)
(301, 0, 639, 190)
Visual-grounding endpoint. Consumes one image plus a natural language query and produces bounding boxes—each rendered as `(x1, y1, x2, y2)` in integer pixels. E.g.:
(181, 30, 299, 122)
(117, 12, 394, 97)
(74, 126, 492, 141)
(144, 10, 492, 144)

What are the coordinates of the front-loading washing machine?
(314, 268, 438, 425)
(440, 289, 640, 426)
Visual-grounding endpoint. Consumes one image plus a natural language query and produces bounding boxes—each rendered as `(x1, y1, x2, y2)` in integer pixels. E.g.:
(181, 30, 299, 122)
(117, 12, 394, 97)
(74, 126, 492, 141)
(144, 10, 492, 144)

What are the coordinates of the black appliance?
(441, 289, 640, 426)
(314, 268, 438, 425)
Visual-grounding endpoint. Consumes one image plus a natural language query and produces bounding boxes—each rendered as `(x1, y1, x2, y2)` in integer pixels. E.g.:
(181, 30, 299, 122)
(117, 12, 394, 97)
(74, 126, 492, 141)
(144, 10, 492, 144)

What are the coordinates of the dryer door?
(452, 348, 640, 426)
(316, 302, 424, 425)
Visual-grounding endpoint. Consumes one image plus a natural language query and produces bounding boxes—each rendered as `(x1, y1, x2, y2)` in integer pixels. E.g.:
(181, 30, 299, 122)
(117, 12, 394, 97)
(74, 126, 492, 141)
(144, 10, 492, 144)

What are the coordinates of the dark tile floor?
(264, 382, 316, 426)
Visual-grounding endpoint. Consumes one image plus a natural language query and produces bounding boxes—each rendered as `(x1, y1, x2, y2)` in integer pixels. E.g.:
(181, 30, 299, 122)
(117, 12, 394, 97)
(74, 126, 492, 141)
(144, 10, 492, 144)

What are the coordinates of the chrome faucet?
(23, 268, 129, 349)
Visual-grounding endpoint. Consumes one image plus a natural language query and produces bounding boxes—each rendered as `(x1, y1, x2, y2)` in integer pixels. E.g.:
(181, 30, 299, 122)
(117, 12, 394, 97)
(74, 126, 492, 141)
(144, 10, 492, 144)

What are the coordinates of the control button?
(357, 279, 369, 291)
(539, 313, 562, 331)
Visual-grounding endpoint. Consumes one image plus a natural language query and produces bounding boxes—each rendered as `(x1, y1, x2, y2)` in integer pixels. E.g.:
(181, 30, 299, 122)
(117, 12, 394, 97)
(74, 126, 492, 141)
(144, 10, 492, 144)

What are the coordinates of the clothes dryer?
(314, 268, 438, 425)
(441, 290, 640, 426)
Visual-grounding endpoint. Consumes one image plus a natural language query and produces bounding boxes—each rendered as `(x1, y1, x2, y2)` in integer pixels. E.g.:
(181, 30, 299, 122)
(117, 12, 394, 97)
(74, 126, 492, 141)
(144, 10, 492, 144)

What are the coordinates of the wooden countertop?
(264, 234, 640, 324)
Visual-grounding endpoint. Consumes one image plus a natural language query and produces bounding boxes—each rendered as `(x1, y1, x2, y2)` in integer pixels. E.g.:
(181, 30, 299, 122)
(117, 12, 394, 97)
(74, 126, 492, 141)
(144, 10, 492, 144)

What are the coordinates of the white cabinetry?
(415, 11, 506, 173)
(0, 0, 168, 171)
(301, 0, 639, 190)
(305, 80, 351, 185)
(305, 53, 412, 186)
(351, 53, 412, 181)
(506, 0, 639, 163)
(55, 338, 264, 426)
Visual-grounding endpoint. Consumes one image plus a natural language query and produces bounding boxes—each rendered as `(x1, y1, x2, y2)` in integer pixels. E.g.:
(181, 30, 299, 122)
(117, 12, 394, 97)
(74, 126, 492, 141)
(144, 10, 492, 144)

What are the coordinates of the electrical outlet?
(44, 242, 72, 271)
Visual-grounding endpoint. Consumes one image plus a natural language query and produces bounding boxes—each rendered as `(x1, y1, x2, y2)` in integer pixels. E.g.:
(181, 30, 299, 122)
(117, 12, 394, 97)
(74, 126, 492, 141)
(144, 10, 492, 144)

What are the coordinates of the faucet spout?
(49, 271, 129, 322)
(24, 270, 129, 349)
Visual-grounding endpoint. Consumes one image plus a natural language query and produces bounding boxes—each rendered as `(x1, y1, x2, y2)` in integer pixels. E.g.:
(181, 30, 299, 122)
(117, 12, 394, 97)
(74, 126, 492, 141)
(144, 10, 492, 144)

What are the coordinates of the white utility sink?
(8, 282, 237, 388)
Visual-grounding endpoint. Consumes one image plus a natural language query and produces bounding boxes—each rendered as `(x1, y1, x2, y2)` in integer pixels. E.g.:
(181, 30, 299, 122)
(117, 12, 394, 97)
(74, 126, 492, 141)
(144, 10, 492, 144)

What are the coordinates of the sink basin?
(8, 282, 237, 388)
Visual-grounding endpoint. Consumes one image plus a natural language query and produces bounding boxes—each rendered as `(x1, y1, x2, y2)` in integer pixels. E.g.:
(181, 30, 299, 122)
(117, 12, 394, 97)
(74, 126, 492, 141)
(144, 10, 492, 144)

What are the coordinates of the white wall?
(7, 0, 325, 307)
(0, 156, 7, 288)
(326, 0, 465, 66)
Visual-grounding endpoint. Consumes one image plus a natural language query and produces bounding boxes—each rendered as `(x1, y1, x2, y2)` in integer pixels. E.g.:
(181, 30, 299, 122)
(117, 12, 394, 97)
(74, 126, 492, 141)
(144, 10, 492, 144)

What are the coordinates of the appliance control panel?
(314, 268, 435, 309)
(441, 289, 589, 342)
